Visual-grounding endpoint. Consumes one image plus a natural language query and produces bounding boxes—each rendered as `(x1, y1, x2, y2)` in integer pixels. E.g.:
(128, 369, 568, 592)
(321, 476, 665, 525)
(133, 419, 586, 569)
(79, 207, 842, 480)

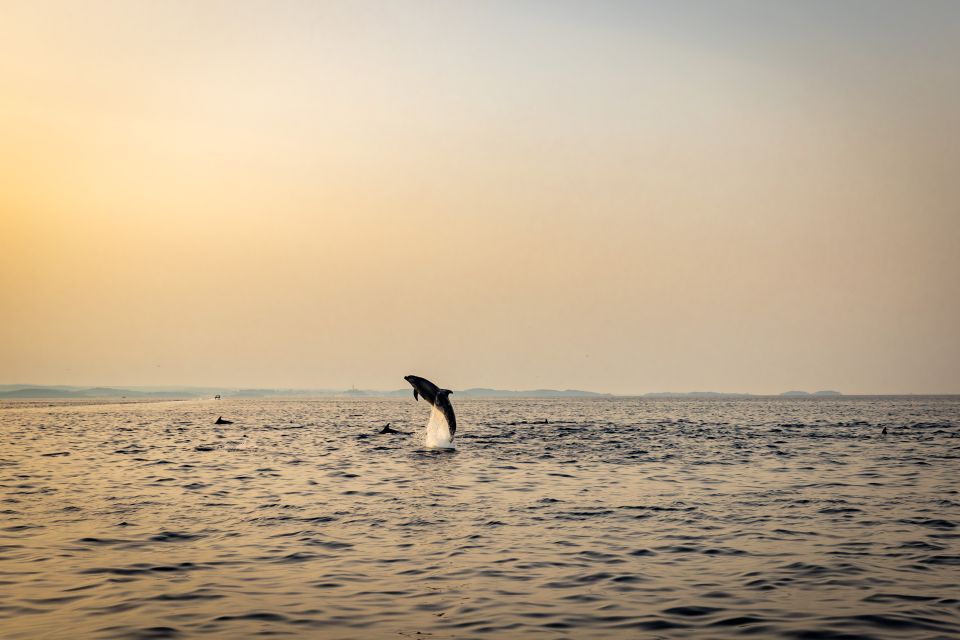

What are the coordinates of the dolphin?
(404, 374, 457, 442)
(379, 423, 410, 435)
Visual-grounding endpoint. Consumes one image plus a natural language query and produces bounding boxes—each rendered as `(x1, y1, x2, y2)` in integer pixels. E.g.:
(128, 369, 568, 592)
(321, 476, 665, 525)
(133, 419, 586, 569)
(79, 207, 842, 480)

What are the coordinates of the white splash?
(424, 404, 455, 449)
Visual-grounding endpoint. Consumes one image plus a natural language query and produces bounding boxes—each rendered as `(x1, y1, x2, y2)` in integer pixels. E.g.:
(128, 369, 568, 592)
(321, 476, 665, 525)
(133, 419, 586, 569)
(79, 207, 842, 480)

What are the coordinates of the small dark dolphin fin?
(413, 389, 419, 401)
(378, 423, 410, 435)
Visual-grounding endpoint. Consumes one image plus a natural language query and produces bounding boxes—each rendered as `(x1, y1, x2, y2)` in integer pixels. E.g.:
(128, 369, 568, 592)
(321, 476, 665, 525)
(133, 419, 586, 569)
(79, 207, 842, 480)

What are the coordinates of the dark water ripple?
(1, 396, 958, 639)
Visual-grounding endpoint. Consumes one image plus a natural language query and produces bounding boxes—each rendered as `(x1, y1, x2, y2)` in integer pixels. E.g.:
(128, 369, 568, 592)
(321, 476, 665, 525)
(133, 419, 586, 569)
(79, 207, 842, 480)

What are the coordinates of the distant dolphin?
(405, 375, 456, 448)
(379, 423, 409, 435)
(881, 426, 888, 436)
(215, 416, 233, 425)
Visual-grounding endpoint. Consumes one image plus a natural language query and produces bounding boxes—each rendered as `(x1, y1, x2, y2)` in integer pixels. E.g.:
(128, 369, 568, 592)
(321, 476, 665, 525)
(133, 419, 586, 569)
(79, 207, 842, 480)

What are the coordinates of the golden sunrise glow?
(2, 2, 958, 393)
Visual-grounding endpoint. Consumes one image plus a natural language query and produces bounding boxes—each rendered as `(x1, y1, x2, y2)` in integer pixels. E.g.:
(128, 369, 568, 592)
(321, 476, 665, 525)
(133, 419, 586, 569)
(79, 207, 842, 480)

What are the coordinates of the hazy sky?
(2, 1, 958, 394)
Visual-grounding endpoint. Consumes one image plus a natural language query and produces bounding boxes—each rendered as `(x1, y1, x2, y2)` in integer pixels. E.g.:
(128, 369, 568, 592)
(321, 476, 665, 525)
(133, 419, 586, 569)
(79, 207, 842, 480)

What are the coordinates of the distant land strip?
(0, 385, 857, 399)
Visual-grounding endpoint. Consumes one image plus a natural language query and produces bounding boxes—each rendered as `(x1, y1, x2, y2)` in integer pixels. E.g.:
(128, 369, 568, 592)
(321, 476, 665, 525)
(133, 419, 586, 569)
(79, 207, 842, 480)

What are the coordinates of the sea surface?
(1, 396, 958, 639)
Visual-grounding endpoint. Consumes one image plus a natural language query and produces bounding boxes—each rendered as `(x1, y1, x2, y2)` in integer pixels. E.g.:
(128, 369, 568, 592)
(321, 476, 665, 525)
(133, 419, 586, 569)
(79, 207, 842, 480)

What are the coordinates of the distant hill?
(780, 390, 843, 397)
(366, 388, 612, 398)
(0, 386, 198, 399)
(0, 385, 848, 399)
(457, 388, 611, 398)
(0, 385, 610, 399)
(643, 391, 754, 398)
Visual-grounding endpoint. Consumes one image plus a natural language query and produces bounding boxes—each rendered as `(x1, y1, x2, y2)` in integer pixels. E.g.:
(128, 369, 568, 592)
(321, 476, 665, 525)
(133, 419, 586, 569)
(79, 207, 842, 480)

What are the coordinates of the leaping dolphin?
(404, 375, 456, 447)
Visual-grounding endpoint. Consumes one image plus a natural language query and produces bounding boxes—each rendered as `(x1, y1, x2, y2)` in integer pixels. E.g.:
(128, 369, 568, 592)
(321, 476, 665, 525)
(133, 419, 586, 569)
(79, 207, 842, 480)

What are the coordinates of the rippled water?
(1, 396, 958, 639)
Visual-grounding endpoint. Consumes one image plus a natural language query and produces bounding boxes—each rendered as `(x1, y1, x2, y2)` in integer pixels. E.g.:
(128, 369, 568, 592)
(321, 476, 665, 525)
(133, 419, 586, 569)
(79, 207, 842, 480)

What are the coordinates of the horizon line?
(2, 383, 959, 397)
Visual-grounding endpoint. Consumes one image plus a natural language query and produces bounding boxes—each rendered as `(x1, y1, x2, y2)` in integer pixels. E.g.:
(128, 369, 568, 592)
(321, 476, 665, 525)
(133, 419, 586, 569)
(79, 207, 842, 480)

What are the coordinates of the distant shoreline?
(0, 398, 194, 410)
(3, 384, 959, 401)
(2, 392, 957, 405)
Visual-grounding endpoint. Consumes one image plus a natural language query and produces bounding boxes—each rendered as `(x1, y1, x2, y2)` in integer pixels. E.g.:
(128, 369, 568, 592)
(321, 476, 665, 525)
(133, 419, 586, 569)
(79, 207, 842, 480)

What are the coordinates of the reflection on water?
(1, 397, 958, 639)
